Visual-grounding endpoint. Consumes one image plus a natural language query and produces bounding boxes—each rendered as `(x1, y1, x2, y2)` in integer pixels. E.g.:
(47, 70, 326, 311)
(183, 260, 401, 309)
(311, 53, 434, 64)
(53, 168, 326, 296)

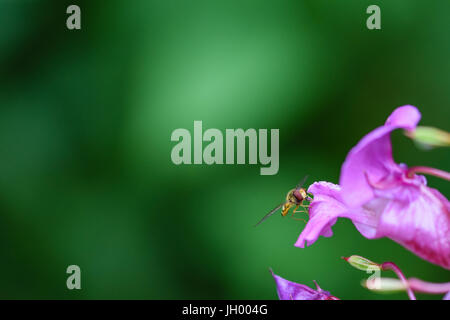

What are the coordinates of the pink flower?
(295, 106, 450, 269)
(271, 270, 338, 300)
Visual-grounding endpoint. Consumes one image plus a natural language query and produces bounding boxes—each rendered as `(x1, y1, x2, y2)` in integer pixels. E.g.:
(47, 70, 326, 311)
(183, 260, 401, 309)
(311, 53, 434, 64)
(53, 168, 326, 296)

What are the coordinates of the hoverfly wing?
(254, 203, 285, 227)
(295, 175, 309, 190)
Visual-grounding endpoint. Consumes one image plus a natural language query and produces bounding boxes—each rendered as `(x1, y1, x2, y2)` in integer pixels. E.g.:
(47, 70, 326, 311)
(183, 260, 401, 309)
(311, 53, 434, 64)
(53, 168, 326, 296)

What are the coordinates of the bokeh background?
(0, 0, 449, 299)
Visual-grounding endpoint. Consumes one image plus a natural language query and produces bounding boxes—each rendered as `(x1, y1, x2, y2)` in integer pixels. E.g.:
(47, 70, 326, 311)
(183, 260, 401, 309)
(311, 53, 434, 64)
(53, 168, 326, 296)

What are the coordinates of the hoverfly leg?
(290, 216, 308, 224)
(293, 204, 309, 214)
(290, 204, 308, 224)
(291, 204, 306, 215)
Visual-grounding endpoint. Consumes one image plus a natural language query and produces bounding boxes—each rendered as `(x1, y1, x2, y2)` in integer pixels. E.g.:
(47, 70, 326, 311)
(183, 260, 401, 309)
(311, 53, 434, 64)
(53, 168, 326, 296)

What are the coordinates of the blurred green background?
(0, 0, 449, 299)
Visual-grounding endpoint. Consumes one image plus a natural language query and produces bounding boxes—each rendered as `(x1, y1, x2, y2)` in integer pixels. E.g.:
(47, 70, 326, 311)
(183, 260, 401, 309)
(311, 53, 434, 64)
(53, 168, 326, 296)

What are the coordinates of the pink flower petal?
(340, 105, 421, 208)
(371, 183, 450, 268)
(271, 270, 335, 300)
(295, 182, 346, 248)
(295, 182, 378, 248)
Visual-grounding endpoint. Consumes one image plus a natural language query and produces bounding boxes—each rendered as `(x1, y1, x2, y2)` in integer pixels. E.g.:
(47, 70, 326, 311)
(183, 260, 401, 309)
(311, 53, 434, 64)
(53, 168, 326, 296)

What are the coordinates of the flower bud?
(342, 255, 380, 271)
(405, 126, 450, 149)
(362, 277, 406, 293)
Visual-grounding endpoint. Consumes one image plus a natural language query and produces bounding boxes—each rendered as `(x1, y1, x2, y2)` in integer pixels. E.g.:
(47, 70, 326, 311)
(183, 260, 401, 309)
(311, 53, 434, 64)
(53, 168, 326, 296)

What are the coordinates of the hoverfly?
(254, 175, 312, 227)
